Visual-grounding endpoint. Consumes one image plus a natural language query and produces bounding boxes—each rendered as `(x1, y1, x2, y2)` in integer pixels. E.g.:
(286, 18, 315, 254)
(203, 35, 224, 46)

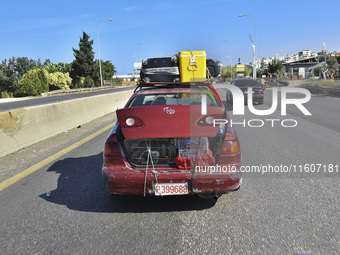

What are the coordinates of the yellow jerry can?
(178, 51, 206, 82)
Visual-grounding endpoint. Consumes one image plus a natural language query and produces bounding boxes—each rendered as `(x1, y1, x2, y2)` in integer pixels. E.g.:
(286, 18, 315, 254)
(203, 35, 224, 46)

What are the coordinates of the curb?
(43, 85, 135, 96)
(299, 85, 340, 97)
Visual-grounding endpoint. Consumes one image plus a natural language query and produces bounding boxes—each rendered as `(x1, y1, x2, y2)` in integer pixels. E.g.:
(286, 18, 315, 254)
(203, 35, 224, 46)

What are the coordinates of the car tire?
(226, 90, 233, 111)
(258, 100, 264, 105)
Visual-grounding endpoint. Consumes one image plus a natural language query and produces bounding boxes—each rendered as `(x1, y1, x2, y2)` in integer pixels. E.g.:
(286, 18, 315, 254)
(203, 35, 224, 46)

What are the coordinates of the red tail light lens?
(119, 117, 144, 128)
(103, 134, 121, 157)
(104, 142, 121, 157)
(258, 89, 264, 94)
(221, 140, 240, 155)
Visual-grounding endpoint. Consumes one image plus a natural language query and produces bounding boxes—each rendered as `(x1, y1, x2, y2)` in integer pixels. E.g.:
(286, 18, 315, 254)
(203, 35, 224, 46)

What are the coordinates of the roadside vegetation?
(0, 31, 119, 98)
(300, 80, 340, 88)
(220, 59, 284, 81)
(220, 56, 340, 84)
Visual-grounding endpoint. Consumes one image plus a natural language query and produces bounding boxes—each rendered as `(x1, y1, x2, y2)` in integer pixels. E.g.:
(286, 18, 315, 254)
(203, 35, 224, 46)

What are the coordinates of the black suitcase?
(140, 56, 180, 82)
(206, 59, 219, 77)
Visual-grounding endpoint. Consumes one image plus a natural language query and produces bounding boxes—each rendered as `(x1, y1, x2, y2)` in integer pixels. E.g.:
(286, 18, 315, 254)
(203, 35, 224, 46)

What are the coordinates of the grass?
(0, 91, 14, 98)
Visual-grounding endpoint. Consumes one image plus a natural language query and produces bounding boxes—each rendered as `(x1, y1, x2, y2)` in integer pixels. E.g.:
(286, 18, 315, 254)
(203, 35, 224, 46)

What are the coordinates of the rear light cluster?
(103, 135, 122, 157)
(119, 116, 144, 128)
(257, 89, 264, 94)
(217, 139, 241, 165)
(221, 140, 240, 155)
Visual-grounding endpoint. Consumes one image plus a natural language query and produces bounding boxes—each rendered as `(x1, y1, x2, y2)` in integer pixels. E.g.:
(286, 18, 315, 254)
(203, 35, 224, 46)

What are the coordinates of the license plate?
(154, 183, 189, 196)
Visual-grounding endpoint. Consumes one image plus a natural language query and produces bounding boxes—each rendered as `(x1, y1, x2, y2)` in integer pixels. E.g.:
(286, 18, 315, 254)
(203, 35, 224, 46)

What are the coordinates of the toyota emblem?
(163, 107, 175, 115)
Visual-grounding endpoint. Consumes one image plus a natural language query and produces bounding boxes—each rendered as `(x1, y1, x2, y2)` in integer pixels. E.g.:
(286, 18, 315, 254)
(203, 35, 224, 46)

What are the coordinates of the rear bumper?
(102, 164, 242, 196)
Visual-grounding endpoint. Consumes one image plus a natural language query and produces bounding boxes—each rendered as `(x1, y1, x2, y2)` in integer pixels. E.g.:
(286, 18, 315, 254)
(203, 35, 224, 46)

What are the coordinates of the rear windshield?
(127, 92, 221, 108)
(233, 79, 261, 88)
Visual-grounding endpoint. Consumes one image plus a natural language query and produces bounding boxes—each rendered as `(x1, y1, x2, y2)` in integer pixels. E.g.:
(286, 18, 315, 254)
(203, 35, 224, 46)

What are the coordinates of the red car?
(102, 83, 242, 199)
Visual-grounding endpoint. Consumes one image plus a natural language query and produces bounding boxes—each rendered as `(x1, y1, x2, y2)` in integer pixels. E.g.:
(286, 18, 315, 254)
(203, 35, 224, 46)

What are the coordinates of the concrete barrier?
(0, 89, 134, 158)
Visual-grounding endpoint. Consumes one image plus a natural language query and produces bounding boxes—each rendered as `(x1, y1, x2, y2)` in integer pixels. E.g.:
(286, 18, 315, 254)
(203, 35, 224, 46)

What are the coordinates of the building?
(113, 73, 139, 81)
(282, 57, 319, 79)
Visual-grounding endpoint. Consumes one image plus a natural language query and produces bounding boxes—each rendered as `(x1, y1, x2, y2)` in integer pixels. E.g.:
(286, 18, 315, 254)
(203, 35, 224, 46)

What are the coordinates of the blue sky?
(1, 0, 339, 75)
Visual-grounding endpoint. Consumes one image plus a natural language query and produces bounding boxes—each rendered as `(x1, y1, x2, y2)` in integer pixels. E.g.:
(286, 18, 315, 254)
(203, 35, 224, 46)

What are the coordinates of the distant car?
(102, 83, 242, 199)
(227, 79, 264, 108)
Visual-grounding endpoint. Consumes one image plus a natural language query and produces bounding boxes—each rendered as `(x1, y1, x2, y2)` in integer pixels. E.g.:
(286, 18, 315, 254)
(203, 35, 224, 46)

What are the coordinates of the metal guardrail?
(42, 85, 134, 96)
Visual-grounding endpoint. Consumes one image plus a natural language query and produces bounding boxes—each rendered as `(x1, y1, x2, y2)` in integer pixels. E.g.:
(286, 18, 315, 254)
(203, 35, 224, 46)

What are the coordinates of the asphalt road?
(0, 83, 339, 254)
(0, 86, 135, 112)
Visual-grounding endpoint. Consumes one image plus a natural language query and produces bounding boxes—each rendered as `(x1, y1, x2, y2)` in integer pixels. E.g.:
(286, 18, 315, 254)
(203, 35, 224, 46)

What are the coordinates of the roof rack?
(136, 80, 213, 88)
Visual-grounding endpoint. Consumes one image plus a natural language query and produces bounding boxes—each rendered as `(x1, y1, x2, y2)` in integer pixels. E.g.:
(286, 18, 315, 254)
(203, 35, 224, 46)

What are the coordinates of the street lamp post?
(134, 42, 145, 76)
(96, 19, 113, 87)
(239, 14, 257, 79)
(220, 40, 233, 82)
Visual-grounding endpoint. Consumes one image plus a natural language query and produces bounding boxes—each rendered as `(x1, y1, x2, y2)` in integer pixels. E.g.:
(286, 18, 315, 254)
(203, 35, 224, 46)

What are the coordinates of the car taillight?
(119, 117, 144, 128)
(103, 135, 121, 157)
(221, 140, 240, 155)
(104, 142, 122, 157)
(258, 89, 264, 94)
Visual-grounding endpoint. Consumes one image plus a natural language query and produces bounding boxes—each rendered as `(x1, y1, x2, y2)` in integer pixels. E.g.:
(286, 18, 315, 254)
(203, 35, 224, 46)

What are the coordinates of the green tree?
(318, 54, 325, 62)
(0, 71, 10, 92)
(0, 57, 42, 93)
(267, 60, 283, 75)
(221, 65, 235, 79)
(8, 57, 37, 77)
(18, 68, 49, 96)
(314, 63, 328, 79)
(314, 56, 339, 79)
(245, 65, 253, 77)
(0, 61, 11, 92)
(326, 56, 338, 78)
(44, 60, 72, 74)
(336, 56, 340, 66)
(0, 59, 19, 92)
(93, 60, 117, 86)
(71, 31, 95, 79)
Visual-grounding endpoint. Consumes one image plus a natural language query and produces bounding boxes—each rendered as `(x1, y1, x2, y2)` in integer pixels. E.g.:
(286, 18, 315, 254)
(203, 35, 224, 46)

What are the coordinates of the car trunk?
(117, 105, 224, 166)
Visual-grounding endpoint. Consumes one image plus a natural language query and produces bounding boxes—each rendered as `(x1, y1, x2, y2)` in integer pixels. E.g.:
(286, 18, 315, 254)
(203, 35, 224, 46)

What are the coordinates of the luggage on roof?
(206, 59, 219, 77)
(140, 56, 180, 83)
(178, 51, 206, 82)
(139, 51, 219, 83)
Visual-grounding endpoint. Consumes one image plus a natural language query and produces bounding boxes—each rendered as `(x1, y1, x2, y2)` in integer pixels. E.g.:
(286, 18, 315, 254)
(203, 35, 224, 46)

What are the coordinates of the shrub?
(84, 76, 95, 88)
(112, 78, 123, 86)
(18, 68, 49, 96)
(71, 76, 85, 89)
(48, 72, 72, 91)
(0, 91, 12, 98)
(37, 68, 49, 92)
